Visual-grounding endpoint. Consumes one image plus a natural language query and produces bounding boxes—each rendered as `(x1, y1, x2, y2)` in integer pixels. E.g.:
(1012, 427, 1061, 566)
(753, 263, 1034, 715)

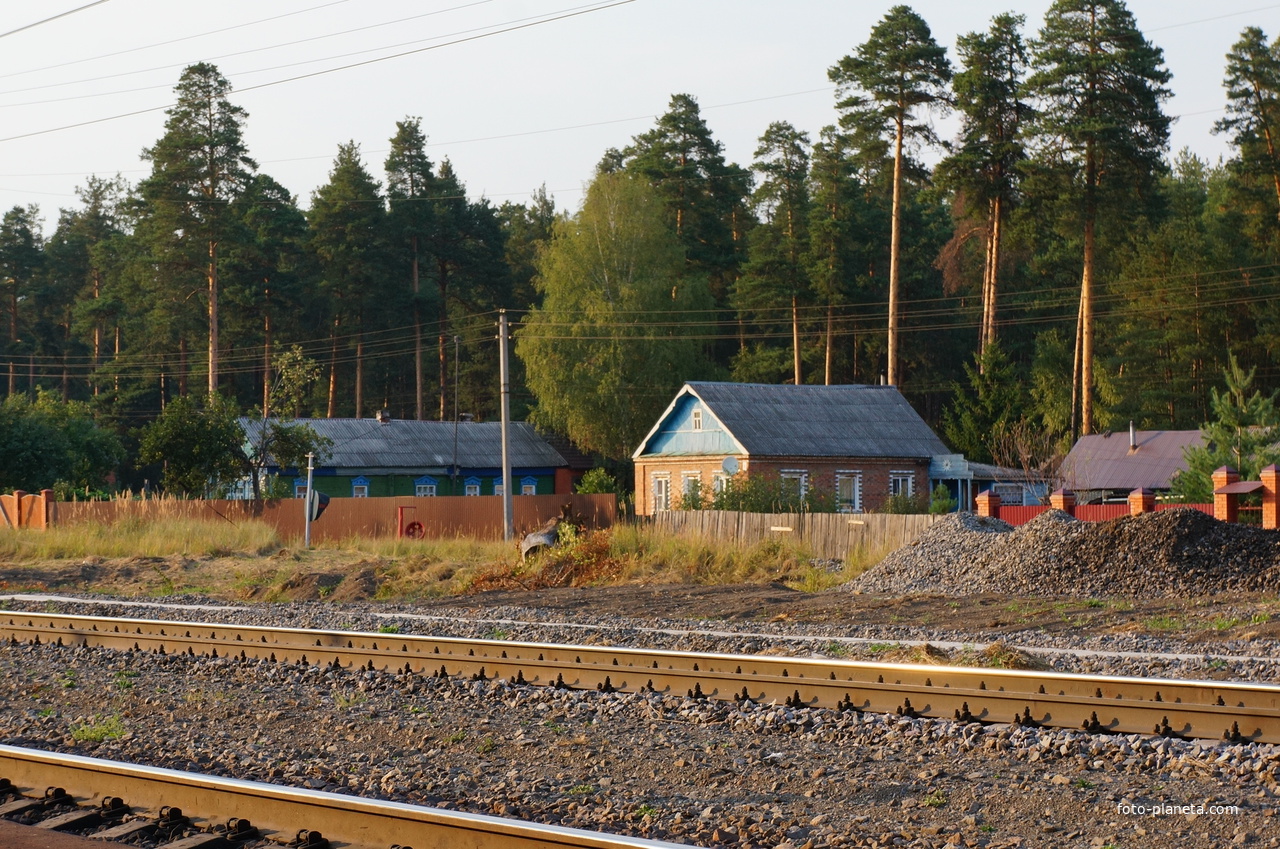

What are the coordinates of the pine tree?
(0, 206, 44, 396)
(733, 122, 811, 385)
(1172, 356, 1280, 501)
(137, 63, 256, 399)
(1026, 0, 1171, 437)
(385, 118, 437, 419)
(1216, 27, 1280, 217)
(936, 13, 1031, 364)
(829, 5, 951, 387)
(308, 142, 388, 419)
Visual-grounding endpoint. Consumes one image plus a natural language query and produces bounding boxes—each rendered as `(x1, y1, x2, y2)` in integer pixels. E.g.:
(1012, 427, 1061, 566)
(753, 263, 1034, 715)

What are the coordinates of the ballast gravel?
(0, 594, 1277, 848)
(852, 508, 1280, 598)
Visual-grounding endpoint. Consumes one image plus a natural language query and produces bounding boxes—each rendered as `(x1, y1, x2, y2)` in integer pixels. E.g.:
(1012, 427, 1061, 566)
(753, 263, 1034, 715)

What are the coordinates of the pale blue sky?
(0, 0, 1273, 229)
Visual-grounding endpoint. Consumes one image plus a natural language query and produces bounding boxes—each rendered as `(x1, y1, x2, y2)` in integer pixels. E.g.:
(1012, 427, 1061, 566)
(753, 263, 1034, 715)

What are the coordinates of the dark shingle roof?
(1061, 429, 1204, 491)
(239, 418, 566, 473)
(679, 382, 949, 458)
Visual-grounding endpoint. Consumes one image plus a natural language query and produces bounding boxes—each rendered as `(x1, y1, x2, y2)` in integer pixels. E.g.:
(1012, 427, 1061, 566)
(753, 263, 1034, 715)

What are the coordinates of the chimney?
(1128, 421, 1137, 453)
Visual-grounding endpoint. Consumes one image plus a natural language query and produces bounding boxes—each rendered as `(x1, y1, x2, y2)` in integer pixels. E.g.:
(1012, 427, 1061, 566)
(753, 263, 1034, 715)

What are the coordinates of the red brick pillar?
(1049, 488, 1076, 516)
(1128, 487, 1155, 516)
(975, 490, 1000, 519)
(1213, 466, 1239, 523)
(11, 490, 26, 529)
(1261, 465, 1279, 530)
(37, 489, 54, 530)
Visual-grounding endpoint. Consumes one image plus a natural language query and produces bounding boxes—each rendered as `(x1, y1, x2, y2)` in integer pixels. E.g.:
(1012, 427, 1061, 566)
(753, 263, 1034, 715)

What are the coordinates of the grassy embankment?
(0, 516, 893, 601)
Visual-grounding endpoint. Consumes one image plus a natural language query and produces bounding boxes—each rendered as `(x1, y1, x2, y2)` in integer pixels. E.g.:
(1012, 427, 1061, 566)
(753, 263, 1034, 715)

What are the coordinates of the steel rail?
(0, 744, 686, 849)
(3, 612, 1279, 743)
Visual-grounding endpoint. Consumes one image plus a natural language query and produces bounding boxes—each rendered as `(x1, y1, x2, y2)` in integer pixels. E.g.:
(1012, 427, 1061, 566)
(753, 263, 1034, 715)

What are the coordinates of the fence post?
(1261, 465, 1279, 530)
(1049, 488, 1076, 516)
(975, 490, 1000, 519)
(1212, 466, 1240, 523)
(1128, 487, 1155, 516)
(37, 490, 54, 530)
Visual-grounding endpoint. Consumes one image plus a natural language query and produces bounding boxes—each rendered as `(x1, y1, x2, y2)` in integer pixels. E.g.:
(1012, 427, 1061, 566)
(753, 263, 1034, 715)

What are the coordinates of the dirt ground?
(3, 553, 1280, 646)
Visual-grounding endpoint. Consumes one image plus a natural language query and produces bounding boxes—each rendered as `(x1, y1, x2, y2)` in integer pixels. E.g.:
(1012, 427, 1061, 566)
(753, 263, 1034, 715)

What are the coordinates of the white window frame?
(680, 470, 701, 495)
(494, 484, 504, 497)
(691, 409, 703, 431)
(779, 469, 808, 499)
(294, 483, 308, 499)
(521, 483, 537, 495)
(889, 470, 915, 498)
(352, 485, 368, 498)
(712, 472, 728, 494)
(465, 483, 481, 497)
(652, 474, 671, 512)
(416, 483, 437, 497)
(836, 471, 863, 513)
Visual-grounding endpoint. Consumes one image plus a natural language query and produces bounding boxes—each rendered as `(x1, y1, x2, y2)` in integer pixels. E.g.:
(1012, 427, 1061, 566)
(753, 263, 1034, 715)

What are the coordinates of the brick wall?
(633, 456, 930, 515)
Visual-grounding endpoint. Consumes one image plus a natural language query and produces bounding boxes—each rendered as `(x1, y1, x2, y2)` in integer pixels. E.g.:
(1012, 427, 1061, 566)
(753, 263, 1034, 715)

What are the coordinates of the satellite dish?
(721, 456, 739, 475)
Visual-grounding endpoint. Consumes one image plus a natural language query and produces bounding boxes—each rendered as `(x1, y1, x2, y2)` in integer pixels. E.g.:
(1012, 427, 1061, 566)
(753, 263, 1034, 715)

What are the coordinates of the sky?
(0, 0, 1275, 233)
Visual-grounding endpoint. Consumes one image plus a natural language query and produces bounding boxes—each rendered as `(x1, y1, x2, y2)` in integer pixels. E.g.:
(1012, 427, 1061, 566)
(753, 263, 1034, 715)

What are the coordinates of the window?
(712, 472, 727, 494)
(415, 476, 437, 497)
(494, 484, 504, 496)
(521, 476, 538, 495)
(836, 472, 862, 513)
(780, 469, 808, 499)
(294, 481, 307, 499)
(352, 476, 369, 498)
(691, 409, 703, 431)
(889, 471, 914, 498)
(652, 475, 670, 511)
(681, 471, 701, 494)
(464, 476, 481, 497)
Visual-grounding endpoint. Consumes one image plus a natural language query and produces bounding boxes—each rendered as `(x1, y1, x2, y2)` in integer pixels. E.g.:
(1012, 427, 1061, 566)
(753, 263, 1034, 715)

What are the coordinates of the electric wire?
(0, 1, 110, 41)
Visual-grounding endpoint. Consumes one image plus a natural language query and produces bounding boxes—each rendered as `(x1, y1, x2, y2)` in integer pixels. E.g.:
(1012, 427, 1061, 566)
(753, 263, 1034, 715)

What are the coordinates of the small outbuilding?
(1059, 426, 1205, 503)
(631, 382, 950, 515)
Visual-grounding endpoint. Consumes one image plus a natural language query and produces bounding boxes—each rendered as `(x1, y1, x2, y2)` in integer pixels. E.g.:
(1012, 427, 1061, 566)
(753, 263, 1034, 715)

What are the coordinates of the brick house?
(631, 382, 950, 515)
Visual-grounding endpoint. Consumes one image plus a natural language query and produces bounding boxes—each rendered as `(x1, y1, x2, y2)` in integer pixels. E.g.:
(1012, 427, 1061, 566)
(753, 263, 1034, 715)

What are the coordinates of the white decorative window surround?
(780, 469, 808, 498)
(652, 475, 670, 511)
(889, 471, 915, 497)
(836, 471, 863, 513)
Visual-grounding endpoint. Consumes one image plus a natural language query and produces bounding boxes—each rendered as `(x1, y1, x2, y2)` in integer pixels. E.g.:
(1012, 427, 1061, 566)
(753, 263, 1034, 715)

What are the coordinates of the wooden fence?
(646, 510, 943, 561)
(51, 494, 617, 544)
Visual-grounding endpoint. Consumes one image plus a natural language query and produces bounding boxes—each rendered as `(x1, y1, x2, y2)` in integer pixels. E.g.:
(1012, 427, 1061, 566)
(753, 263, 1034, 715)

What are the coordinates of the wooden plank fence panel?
(647, 511, 943, 561)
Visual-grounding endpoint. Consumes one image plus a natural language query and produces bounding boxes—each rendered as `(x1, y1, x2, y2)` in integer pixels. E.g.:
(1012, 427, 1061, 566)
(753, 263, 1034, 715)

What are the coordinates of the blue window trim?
(414, 475, 438, 486)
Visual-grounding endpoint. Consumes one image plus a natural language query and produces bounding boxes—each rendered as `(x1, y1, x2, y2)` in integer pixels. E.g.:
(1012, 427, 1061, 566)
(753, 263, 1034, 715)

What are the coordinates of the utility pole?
(498, 311, 514, 541)
(304, 452, 315, 548)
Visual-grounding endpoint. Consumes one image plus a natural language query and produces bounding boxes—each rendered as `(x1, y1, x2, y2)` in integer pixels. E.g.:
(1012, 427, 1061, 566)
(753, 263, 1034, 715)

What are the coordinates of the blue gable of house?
(641, 393, 738, 457)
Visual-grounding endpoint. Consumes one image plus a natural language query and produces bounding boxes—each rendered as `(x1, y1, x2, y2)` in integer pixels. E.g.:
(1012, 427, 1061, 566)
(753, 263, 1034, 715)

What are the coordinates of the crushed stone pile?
(850, 507, 1280, 598)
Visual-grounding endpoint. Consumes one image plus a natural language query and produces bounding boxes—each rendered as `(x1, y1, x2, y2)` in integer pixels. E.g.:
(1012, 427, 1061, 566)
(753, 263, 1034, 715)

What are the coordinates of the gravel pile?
(852, 508, 1280, 598)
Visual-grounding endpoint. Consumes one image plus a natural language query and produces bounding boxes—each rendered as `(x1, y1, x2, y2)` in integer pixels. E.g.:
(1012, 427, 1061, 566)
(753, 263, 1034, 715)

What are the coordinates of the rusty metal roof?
(239, 418, 567, 473)
(638, 382, 949, 459)
(1060, 429, 1205, 492)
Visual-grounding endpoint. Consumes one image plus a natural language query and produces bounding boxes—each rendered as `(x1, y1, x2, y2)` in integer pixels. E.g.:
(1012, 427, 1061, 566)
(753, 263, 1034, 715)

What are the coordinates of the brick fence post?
(1049, 488, 1076, 516)
(1128, 487, 1155, 516)
(1262, 465, 1279, 530)
(38, 489, 54, 530)
(11, 490, 26, 529)
(1212, 466, 1239, 523)
(975, 490, 1000, 520)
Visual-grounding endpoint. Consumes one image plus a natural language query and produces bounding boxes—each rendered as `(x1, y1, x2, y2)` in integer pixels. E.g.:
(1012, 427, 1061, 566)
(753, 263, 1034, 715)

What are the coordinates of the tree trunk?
(355, 310, 365, 420)
(326, 319, 339, 418)
(887, 113, 905, 386)
(412, 235, 423, 420)
(92, 269, 101, 398)
(825, 303, 833, 385)
(178, 338, 188, 398)
(207, 239, 218, 398)
(437, 257, 450, 420)
(792, 294, 801, 385)
(262, 305, 273, 417)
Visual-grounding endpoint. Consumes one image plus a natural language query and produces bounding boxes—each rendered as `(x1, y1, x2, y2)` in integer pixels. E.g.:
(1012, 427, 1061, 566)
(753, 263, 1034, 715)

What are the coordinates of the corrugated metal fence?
(53, 495, 617, 544)
(646, 511, 943, 561)
(997, 503, 1214, 526)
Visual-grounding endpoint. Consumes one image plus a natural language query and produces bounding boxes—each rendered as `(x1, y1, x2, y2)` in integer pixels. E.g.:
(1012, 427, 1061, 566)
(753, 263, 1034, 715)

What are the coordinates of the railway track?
(3, 611, 1279, 744)
(0, 744, 689, 849)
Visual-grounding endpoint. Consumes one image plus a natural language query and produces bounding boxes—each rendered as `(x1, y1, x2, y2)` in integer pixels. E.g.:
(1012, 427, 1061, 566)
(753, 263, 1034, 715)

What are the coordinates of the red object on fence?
(397, 505, 415, 538)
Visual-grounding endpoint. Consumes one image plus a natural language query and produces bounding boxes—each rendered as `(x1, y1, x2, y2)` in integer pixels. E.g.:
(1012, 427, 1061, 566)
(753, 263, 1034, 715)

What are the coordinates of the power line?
(0, 1, 110, 41)
(0, 0, 635, 145)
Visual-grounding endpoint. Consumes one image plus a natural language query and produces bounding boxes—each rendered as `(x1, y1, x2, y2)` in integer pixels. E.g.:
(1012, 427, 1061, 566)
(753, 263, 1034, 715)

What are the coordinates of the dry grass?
(0, 517, 280, 560)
